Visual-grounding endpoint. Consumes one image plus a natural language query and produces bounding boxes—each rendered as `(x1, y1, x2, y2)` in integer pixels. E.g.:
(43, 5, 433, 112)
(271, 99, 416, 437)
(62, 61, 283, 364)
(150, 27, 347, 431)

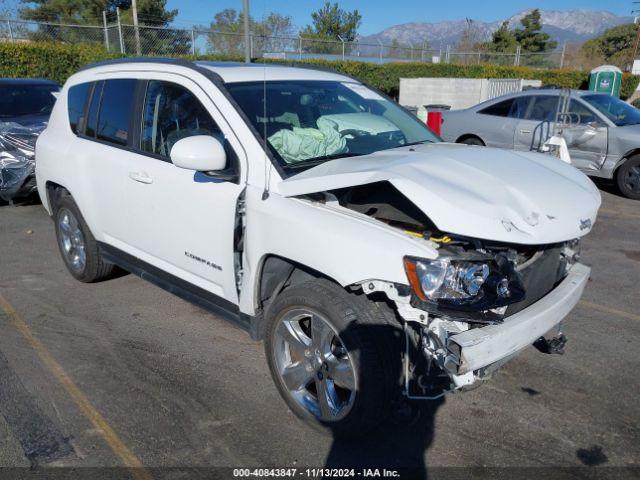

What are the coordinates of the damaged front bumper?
(446, 262, 590, 375)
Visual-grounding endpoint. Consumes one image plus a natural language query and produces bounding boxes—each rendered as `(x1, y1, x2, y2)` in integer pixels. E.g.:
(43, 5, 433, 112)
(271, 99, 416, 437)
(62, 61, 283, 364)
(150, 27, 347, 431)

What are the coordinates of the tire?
(264, 278, 400, 437)
(616, 155, 640, 200)
(459, 136, 485, 146)
(53, 194, 114, 282)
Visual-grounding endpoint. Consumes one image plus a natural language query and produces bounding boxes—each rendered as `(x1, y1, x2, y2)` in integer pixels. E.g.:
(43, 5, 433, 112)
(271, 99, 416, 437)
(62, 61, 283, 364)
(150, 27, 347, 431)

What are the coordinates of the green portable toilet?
(588, 65, 622, 97)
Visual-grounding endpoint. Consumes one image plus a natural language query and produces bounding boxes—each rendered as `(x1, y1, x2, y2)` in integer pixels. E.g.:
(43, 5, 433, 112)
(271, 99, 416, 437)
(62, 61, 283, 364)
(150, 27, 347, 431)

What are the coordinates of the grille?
(505, 246, 566, 316)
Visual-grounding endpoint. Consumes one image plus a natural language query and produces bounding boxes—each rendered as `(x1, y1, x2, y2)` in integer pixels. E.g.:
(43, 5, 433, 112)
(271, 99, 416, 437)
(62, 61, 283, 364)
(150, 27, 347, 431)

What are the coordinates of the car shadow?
(590, 177, 624, 198)
(324, 400, 443, 476)
(322, 320, 445, 477)
(0, 193, 42, 207)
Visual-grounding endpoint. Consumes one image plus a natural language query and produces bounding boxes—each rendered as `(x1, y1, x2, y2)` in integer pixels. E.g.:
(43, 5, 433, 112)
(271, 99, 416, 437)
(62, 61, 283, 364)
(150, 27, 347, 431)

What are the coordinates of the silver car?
(441, 89, 640, 199)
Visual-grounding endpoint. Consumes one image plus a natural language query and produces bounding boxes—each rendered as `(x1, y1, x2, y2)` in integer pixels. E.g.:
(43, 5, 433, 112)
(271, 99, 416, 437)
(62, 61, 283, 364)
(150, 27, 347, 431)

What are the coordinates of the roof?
(0, 78, 60, 86)
(509, 88, 600, 97)
(484, 88, 608, 102)
(78, 57, 354, 84)
(194, 61, 351, 83)
(590, 65, 622, 74)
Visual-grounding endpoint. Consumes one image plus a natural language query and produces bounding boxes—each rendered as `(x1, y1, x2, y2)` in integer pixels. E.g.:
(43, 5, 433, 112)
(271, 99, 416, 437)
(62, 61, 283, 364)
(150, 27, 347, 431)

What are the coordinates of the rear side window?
(67, 83, 91, 134)
(479, 99, 515, 117)
(96, 79, 136, 146)
(479, 97, 529, 119)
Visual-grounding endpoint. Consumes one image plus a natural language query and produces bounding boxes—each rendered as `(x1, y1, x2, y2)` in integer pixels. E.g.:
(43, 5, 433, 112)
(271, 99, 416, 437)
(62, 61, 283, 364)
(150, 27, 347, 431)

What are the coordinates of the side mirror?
(170, 135, 227, 172)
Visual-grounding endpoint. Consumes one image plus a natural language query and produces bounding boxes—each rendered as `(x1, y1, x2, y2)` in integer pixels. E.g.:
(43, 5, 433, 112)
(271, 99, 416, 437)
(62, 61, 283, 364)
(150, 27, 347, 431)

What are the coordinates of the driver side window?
(141, 80, 221, 159)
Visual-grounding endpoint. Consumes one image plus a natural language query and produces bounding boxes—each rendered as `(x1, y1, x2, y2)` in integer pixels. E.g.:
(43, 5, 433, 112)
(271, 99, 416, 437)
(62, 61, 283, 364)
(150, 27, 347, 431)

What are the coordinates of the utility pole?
(102, 11, 109, 51)
(243, 0, 250, 63)
(116, 6, 125, 54)
(631, 2, 640, 70)
(338, 35, 345, 60)
(131, 0, 141, 55)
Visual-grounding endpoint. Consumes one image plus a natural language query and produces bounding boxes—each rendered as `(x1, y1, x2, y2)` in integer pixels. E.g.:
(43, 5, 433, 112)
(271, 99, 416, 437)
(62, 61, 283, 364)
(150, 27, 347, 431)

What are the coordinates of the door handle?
(519, 129, 532, 134)
(129, 171, 153, 184)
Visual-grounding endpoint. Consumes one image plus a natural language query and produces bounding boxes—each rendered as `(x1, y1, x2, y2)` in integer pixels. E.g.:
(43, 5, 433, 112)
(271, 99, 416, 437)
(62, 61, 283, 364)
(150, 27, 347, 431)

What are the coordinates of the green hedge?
(1, 42, 639, 100)
(0, 42, 121, 85)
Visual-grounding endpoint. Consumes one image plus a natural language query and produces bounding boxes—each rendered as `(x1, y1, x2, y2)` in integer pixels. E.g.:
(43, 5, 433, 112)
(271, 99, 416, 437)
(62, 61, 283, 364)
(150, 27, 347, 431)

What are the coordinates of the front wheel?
(616, 155, 640, 200)
(264, 279, 399, 437)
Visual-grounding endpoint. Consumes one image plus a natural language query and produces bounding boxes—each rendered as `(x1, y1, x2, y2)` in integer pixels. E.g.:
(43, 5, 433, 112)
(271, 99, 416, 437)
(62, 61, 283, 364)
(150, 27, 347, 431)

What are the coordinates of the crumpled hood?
(278, 143, 602, 245)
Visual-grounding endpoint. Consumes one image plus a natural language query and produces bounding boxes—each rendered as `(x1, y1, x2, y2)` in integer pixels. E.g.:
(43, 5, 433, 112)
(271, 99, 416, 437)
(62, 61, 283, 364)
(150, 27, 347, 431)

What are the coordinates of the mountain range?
(359, 9, 633, 49)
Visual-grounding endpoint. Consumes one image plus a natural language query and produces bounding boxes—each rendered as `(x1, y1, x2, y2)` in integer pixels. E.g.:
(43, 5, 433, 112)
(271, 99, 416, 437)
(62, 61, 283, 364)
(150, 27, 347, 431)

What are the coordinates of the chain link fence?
(0, 18, 568, 68)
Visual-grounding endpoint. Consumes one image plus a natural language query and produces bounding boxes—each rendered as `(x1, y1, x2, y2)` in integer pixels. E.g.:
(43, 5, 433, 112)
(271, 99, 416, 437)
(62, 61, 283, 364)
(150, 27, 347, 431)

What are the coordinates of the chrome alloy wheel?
(624, 165, 640, 193)
(57, 207, 86, 272)
(274, 308, 356, 421)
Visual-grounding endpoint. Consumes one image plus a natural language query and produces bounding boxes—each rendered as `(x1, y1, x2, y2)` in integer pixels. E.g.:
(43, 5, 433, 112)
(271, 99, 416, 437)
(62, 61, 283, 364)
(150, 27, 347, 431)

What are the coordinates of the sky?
(167, 0, 633, 35)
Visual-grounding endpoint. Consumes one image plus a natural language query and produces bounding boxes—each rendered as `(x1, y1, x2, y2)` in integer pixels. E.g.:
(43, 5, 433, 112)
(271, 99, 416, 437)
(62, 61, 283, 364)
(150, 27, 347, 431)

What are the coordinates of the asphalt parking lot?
(0, 183, 639, 479)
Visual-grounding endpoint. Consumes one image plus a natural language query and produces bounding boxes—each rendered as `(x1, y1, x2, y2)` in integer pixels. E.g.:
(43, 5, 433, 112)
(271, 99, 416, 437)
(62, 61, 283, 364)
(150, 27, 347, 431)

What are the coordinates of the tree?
(19, 0, 176, 25)
(206, 8, 244, 55)
(388, 38, 401, 59)
(254, 12, 295, 54)
(487, 21, 517, 52)
(300, 2, 361, 54)
(456, 18, 483, 64)
(581, 23, 636, 69)
(513, 9, 556, 53)
(19, 0, 184, 54)
(205, 9, 293, 57)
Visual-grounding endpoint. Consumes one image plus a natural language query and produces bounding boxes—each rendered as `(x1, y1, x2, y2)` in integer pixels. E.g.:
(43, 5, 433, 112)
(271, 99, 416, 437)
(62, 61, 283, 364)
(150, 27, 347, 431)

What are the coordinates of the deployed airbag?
(268, 117, 347, 163)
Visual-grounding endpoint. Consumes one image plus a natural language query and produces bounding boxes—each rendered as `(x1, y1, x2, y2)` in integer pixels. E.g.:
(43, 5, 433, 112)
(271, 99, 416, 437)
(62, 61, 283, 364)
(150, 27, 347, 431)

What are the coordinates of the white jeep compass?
(36, 58, 601, 435)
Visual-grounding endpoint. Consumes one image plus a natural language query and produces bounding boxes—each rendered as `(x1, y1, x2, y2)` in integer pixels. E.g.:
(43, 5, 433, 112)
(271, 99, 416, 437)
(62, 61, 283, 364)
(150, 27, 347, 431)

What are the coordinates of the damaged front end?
(361, 235, 586, 399)
(318, 181, 588, 398)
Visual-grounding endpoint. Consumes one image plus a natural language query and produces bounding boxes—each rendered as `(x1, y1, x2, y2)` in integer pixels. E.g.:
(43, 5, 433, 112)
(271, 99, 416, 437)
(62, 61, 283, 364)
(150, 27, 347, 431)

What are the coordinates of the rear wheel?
(54, 195, 114, 282)
(616, 155, 640, 200)
(264, 279, 399, 437)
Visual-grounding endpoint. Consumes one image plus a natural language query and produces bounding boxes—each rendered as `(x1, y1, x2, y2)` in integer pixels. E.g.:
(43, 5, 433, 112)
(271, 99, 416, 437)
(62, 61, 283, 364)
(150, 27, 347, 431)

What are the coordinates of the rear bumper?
(447, 262, 590, 374)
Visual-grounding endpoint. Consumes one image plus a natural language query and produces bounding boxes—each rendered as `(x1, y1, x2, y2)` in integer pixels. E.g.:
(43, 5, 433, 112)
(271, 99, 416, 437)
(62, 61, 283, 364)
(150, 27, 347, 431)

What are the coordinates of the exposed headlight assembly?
(403, 253, 525, 312)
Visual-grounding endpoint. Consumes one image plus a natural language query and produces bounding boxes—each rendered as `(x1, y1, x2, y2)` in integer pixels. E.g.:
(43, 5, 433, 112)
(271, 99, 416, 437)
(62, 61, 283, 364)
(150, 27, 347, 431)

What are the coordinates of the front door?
(122, 78, 245, 303)
(560, 99, 608, 172)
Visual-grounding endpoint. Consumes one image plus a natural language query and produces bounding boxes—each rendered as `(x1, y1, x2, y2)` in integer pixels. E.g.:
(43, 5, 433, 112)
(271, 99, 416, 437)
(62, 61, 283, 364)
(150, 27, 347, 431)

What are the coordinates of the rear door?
(474, 96, 529, 149)
(513, 94, 557, 152)
(74, 78, 142, 244)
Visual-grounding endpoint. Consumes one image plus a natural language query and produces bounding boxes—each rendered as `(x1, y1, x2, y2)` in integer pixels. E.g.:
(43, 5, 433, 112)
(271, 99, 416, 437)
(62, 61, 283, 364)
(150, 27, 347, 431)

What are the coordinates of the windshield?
(0, 84, 59, 119)
(226, 80, 438, 169)
(582, 94, 640, 127)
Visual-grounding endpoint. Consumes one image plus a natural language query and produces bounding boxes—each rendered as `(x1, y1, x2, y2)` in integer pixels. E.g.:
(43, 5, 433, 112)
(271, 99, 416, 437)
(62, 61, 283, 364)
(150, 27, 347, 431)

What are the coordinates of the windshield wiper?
(402, 140, 434, 147)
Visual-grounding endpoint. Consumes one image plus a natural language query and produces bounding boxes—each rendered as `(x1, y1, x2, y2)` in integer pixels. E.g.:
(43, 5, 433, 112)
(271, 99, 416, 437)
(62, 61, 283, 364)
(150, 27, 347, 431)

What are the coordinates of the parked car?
(0, 78, 60, 201)
(36, 59, 600, 435)
(441, 89, 640, 199)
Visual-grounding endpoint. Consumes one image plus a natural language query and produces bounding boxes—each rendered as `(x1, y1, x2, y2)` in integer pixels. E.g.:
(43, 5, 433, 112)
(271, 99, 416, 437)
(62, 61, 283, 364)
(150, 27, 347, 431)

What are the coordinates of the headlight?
(404, 254, 525, 311)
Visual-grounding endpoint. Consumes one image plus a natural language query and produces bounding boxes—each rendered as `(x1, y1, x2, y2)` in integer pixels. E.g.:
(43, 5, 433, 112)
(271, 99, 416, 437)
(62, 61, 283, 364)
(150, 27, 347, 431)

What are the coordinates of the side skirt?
(98, 242, 254, 334)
